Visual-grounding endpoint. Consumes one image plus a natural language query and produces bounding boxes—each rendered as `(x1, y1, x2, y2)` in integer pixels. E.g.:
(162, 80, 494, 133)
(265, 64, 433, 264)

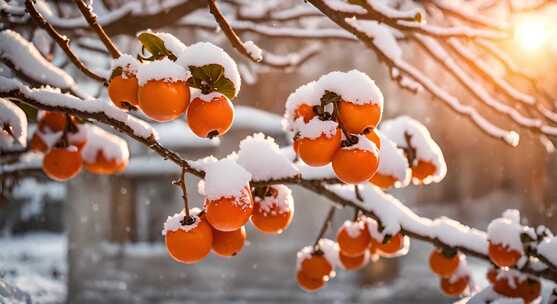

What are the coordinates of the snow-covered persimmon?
(300, 253, 334, 281)
(487, 268, 498, 284)
(336, 220, 371, 257)
(251, 185, 294, 234)
(211, 226, 246, 257)
(369, 174, 397, 189)
(488, 242, 521, 267)
(297, 129, 341, 166)
(339, 251, 369, 271)
(164, 211, 213, 264)
(108, 73, 139, 109)
(187, 93, 234, 138)
(373, 233, 406, 255)
(205, 187, 253, 232)
(30, 132, 48, 152)
(294, 103, 317, 123)
(516, 278, 541, 303)
(42, 147, 82, 181)
(338, 100, 381, 134)
(411, 160, 437, 182)
(138, 80, 189, 122)
(493, 276, 519, 298)
(440, 276, 469, 297)
(38, 111, 67, 133)
(332, 145, 378, 184)
(296, 271, 325, 292)
(83, 150, 127, 175)
(429, 249, 460, 278)
(365, 128, 381, 149)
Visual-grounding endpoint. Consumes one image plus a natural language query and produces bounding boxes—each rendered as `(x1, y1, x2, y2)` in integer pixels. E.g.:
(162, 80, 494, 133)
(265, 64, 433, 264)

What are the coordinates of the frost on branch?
(380, 115, 446, 184)
(236, 133, 299, 181)
(0, 97, 27, 149)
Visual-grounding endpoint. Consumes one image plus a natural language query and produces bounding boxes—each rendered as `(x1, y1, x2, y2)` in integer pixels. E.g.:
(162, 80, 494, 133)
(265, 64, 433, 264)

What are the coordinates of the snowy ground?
(0, 233, 66, 304)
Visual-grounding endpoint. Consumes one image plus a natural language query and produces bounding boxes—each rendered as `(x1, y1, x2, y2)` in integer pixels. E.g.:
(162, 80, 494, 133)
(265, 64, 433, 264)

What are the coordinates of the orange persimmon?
(412, 160, 437, 182)
(165, 217, 213, 264)
(296, 271, 325, 292)
(187, 94, 234, 138)
(338, 100, 382, 134)
(108, 74, 139, 109)
(300, 253, 334, 281)
(211, 226, 246, 257)
(138, 80, 189, 122)
(332, 148, 378, 184)
(205, 187, 253, 232)
(336, 221, 371, 257)
(440, 276, 469, 297)
(83, 150, 127, 175)
(370, 174, 397, 189)
(488, 242, 521, 268)
(42, 147, 82, 181)
(297, 129, 341, 167)
(429, 249, 460, 278)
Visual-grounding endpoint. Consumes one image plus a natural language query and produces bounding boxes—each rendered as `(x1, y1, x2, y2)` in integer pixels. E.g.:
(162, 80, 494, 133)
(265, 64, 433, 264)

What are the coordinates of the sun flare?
(514, 18, 550, 52)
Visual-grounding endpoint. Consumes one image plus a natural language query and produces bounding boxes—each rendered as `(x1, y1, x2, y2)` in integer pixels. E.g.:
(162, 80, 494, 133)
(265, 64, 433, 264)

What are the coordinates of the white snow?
(0, 76, 157, 139)
(346, 19, 403, 60)
(80, 125, 129, 163)
(137, 58, 188, 86)
(0, 97, 27, 148)
(155, 119, 220, 149)
(243, 40, 263, 62)
(487, 210, 525, 253)
(111, 54, 140, 76)
(314, 70, 384, 106)
(162, 208, 202, 236)
(294, 116, 338, 140)
(380, 116, 447, 183)
(343, 134, 379, 155)
(296, 238, 340, 274)
(283, 81, 321, 127)
(375, 131, 411, 186)
(202, 158, 251, 200)
(341, 220, 365, 238)
(0, 30, 75, 89)
(537, 236, 557, 266)
(178, 42, 241, 98)
(254, 184, 293, 215)
(236, 133, 299, 181)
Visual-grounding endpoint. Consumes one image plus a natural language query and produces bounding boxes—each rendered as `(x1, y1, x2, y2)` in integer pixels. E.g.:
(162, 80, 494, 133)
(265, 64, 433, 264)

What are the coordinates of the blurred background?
(2, 1, 557, 303)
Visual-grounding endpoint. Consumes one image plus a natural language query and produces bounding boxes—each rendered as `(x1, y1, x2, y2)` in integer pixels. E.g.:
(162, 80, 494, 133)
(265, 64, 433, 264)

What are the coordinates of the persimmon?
(108, 74, 139, 109)
(165, 216, 213, 264)
(187, 94, 234, 138)
(336, 221, 371, 257)
(332, 148, 378, 184)
(83, 150, 127, 175)
(373, 233, 405, 255)
(294, 104, 316, 123)
(300, 253, 334, 281)
(338, 100, 382, 134)
(30, 132, 48, 152)
(440, 276, 469, 297)
(493, 276, 519, 298)
(516, 278, 541, 303)
(486, 267, 498, 284)
(370, 174, 397, 189)
(297, 129, 341, 166)
(296, 271, 325, 292)
(488, 242, 521, 267)
(212, 226, 246, 257)
(364, 128, 381, 149)
(429, 249, 460, 278)
(205, 187, 253, 232)
(38, 111, 67, 133)
(138, 80, 189, 122)
(412, 160, 437, 182)
(339, 251, 369, 271)
(251, 190, 294, 234)
(42, 147, 82, 181)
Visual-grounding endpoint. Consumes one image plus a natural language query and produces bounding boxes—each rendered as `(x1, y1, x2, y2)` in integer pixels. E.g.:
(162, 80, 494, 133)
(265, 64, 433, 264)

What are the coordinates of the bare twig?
(73, 0, 121, 59)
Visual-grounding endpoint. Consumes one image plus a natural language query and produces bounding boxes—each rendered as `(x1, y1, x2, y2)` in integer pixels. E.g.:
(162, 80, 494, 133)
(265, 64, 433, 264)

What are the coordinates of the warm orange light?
(514, 18, 549, 52)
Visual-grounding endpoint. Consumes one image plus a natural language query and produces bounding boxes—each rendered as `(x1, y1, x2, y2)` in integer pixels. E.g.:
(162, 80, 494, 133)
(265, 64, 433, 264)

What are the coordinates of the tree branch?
(73, 0, 121, 58)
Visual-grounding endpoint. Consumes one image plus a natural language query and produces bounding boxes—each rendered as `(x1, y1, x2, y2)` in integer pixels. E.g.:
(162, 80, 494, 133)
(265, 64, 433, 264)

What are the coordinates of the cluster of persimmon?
(107, 32, 237, 139)
(296, 216, 408, 292)
(428, 248, 470, 297)
(30, 111, 127, 181)
(487, 268, 541, 303)
(164, 184, 294, 264)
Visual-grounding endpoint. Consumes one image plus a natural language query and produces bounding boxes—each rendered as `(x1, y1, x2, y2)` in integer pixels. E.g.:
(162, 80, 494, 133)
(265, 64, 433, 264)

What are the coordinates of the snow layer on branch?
(111, 54, 140, 76)
(236, 133, 299, 181)
(366, 0, 422, 19)
(203, 158, 251, 200)
(178, 42, 241, 98)
(161, 208, 202, 236)
(315, 70, 384, 106)
(380, 116, 446, 183)
(346, 20, 403, 60)
(0, 77, 157, 139)
(487, 210, 525, 253)
(0, 97, 27, 148)
(155, 120, 220, 149)
(243, 41, 263, 62)
(137, 58, 187, 86)
(294, 117, 338, 139)
(255, 184, 293, 215)
(0, 30, 75, 89)
(538, 236, 557, 268)
(81, 125, 129, 163)
(328, 184, 489, 254)
(376, 131, 410, 186)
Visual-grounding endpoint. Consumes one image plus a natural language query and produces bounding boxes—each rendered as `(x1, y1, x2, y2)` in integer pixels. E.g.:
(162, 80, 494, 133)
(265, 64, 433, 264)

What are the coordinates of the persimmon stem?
(354, 184, 363, 202)
(402, 132, 417, 166)
(313, 206, 336, 250)
(174, 167, 190, 218)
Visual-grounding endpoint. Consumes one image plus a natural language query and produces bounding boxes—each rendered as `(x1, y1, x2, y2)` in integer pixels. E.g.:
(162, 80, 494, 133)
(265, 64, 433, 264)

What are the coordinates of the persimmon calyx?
(186, 64, 235, 99)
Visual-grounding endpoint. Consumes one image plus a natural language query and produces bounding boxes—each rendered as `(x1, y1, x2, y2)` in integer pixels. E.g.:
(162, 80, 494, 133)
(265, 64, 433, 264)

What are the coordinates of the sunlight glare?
(514, 18, 549, 52)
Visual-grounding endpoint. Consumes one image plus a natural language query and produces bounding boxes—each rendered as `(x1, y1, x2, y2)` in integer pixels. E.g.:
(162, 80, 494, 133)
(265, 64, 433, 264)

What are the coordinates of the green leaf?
(213, 77, 236, 100)
(187, 64, 236, 99)
(137, 32, 175, 60)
